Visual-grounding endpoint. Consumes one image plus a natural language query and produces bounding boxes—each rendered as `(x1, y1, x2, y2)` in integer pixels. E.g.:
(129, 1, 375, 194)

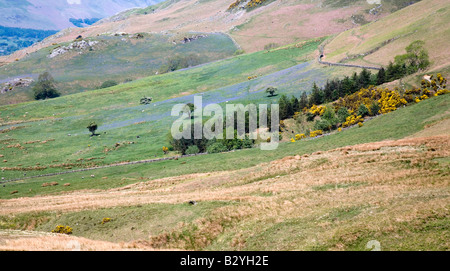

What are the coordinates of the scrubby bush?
(206, 142, 228, 154)
(185, 145, 200, 155)
(264, 43, 279, 50)
(98, 80, 118, 89)
(159, 54, 201, 74)
(314, 119, 333, 131)
(52, 225, 73, 235)
(357, 104, 370, 117)
(313, 106, 338, 131)
(369, 101, 381, 116)
(234, 49, 245, 56)
(337, 107, 350, 123)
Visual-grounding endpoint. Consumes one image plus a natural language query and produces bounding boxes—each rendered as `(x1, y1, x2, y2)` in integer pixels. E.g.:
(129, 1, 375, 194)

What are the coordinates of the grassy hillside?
(323, 0, 450, 77)
(0, 0, 413, 65)
(0, 0, 448, 252)
(0, 32, 238, 105)
(0, 38, 324, 181)
(0, 93, 448, 251)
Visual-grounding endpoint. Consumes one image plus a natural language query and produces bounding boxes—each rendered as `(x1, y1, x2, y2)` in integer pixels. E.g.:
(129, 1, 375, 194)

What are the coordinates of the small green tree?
(299, 92, 308, 110)
(206, 142, 228, 154)
(394, 40, 430, 73)
(266, 87, 278, 97)
(376, 67, 386, 85)
(278, 94, 293, 120)
(33, 72, 60, 100)
(309, 82, 324, 106)
(87, 122, 99, 136)
(322, 106, 338, 124)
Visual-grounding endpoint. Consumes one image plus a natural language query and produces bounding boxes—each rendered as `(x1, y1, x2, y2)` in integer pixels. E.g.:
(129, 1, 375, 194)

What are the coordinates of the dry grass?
(0, 230, 155, 251)
(1, 135, 447, 214)
(0, 135, 448, 250)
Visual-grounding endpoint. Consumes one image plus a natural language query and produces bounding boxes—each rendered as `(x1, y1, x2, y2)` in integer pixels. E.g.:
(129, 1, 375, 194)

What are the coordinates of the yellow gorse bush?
(342, 114, 363, 128)
(295, 134, 306, 141)
(310, 130, 323, 138)
(246, 0, 270, 9)
(378, 90, 407, 114)
(308, 104, 326, 116)
(52, 225, 73, 235)
(227, 0, 241, 10)
(435, 89, 449, 96)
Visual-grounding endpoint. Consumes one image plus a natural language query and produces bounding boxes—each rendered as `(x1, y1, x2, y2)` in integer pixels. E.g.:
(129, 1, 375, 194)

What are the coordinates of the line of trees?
(278, 40, 430, 120)
(168, 106, 278, 154)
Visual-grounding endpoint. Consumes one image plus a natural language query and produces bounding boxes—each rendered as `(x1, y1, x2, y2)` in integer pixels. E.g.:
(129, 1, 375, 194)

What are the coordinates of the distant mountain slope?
(0, 32, 238, 104)
(0, 0, 165, 30)
(0, 0, 417, 63)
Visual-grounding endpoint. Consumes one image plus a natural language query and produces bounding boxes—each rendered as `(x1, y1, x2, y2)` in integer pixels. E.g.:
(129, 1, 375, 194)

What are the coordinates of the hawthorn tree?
(33, 72, 60, 100)
(266, 87, 278, 97)
(87, 122, 99, 137)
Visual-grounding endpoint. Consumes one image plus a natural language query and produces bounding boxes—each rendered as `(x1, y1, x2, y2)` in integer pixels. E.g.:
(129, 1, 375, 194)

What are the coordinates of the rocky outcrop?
(48, 40, 99, 58)
(1, 78, 34, 94)
(172, 34, 208, 45)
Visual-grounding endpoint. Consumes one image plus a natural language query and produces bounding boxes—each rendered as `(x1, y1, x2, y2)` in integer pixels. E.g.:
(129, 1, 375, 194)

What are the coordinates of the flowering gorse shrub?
(378, 90, 407, 114)
(227, 0, 241, 10)
(435, 89, 449, 96)
(310, 130, 323, 138)
(246, 0, 271, 9)
(342, 115, 363, 128)
(295, 134, 306, 141)
(308, 104, 326, 116)
(52, 225, 73, 235)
